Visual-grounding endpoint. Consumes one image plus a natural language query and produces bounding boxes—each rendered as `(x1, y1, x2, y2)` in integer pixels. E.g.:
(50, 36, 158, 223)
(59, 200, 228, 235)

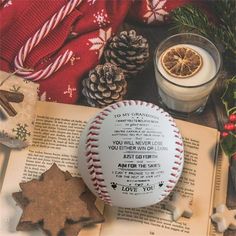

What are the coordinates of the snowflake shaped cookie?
(165, 192, 193, 221)
(13, 164, 104, 236)
(211, 204, 236, 233)
(19, 164, 89, 235)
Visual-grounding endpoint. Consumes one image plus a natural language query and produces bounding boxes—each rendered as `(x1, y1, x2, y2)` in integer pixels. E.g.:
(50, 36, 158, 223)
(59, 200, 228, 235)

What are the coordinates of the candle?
(154, 34, 221, 114)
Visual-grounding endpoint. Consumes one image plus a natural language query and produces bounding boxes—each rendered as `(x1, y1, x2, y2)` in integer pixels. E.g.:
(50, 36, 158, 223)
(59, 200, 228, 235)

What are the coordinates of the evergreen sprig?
(221, 76, 236, 116)
(221, 76, 236, 157)
(171, 1, 236, 70)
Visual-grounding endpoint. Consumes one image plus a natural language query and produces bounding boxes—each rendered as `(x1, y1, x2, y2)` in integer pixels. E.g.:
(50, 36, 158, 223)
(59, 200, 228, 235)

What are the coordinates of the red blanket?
(0, 0, 190, 103)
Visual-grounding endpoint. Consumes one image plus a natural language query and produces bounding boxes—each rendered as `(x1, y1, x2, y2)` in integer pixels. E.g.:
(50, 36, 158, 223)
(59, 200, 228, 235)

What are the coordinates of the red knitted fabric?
(127, 0, 192, 24)
(0, 0, 191, 104)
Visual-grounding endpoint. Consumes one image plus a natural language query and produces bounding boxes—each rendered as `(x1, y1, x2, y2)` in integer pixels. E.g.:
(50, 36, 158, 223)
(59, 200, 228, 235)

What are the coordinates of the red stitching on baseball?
(175, 141, 183, 146)
(175, 154, 182, 159)
(176, 148, 183, 153)
(101, 112, 108, 116)
(86, 150, 92, 156)
(96, 115, 105, 120)
(88, 165, 94, 170)
(86, 145, 106, 199)
(104, 108, 112, 112)
(93, 164, 102, 168)
(87, 131, 98, 136)
(90, 152, 98, 156)
(101, 190, 109, 194)
(174, 161, 182, 165)
(93, 120, 102, 124)
(89, 125, 100, 130)
(86, 138, 97, 143)
(89, 145, 98, 149)
(87, 160, 93, 166)
(174, 135, 182, 140)
(94, 170, 103, 174)
(92, 159, 101, 162)
(165, 189, 172, 193)
(97, 183, 106, 188)
(172, 167, 179, 171)
(166, 185, 173, 188)
(95, 176, 106, 181)
(110, 104, 117, 110)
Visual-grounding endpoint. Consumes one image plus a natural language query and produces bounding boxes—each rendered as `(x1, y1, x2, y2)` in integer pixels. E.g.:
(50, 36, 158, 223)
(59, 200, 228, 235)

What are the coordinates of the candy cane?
(14, 0, 82, 81)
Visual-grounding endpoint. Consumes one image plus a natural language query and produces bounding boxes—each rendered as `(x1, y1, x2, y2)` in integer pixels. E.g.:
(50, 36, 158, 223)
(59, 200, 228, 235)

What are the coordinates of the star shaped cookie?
(13, 163, 104, 236)
(211, 204, 236, 233)
(165, 192, 193, 221)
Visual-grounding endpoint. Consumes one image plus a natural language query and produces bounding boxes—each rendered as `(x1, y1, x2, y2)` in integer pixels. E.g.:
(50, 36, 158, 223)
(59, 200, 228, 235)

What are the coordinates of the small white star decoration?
(211, 204, 236, 233)
(165, 192, 193, 221)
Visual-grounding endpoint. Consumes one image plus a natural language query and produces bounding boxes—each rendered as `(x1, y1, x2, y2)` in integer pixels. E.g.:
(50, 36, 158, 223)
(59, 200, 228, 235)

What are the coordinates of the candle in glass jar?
(156, 44, 217, 113)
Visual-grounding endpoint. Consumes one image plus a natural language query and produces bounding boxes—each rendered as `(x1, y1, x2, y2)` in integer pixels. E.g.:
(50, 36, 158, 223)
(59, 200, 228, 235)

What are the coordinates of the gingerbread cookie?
(12, 163, 104, 236)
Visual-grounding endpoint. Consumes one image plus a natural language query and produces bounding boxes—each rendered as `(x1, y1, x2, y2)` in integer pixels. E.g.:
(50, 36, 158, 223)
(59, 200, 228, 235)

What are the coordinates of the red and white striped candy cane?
(14, 0, 82, 81)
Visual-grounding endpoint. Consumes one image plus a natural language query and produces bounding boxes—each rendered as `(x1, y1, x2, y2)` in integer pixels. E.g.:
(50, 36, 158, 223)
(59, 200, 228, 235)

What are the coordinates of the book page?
(209, 149, 229, 236)
(0, 102, 229, 236)
(100, 120, 227, 236)
(0, 101, 101, 236)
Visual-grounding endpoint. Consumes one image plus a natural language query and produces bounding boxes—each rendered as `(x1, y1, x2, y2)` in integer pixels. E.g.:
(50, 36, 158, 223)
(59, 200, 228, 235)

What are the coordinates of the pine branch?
(171, 3, 236, 70)
(213, 0, 236, 29)
(171, 6, 210, 36)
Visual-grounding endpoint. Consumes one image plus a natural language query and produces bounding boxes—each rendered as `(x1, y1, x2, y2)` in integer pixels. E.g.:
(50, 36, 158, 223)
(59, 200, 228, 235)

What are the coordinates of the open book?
(0, 101, 229, 236)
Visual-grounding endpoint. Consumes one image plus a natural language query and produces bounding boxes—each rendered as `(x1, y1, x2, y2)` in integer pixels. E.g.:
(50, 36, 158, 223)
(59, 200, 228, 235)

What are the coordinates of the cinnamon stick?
(0, 93, 17, 116)
(0, 90, 24, 103)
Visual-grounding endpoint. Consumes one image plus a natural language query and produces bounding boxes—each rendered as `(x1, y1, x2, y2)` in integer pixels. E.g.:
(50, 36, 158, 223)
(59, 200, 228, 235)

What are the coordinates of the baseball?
(78, 100, 184, 208)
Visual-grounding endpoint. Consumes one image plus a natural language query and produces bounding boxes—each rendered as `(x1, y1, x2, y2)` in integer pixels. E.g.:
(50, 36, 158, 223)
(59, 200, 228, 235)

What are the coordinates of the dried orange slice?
(161, 46, 203, 78)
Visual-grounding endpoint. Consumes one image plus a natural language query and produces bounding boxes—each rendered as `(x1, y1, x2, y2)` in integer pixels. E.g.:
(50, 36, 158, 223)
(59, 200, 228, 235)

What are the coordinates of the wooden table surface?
(79, 22, 236, 236)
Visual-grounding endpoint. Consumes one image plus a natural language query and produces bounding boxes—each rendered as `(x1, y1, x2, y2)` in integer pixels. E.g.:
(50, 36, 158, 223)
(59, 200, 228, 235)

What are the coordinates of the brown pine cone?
(82, 63, 127, 108)
(104, 30, 149, 78)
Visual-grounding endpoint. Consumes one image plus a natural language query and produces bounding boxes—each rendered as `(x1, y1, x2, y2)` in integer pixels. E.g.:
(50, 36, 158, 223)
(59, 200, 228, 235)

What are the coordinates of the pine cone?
(82, 63, 127, 108)
(104, 30, 149, 78)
